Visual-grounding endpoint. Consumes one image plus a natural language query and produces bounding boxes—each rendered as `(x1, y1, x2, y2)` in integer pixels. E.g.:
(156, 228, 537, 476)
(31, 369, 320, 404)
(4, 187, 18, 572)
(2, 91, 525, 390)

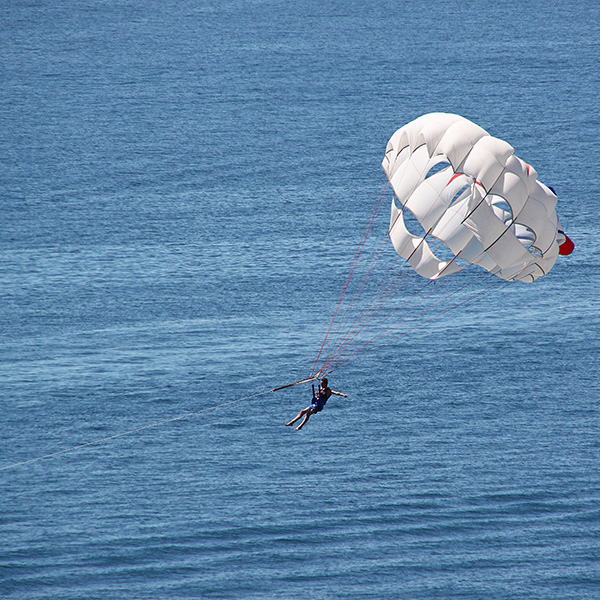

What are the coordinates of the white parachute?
(382, 113, 572, 282)
(311, 114, 573, 376)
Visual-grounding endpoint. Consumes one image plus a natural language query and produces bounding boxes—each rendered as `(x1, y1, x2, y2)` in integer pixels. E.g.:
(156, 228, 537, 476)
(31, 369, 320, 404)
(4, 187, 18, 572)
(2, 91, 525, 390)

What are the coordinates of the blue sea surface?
(1, 1, 599, 598)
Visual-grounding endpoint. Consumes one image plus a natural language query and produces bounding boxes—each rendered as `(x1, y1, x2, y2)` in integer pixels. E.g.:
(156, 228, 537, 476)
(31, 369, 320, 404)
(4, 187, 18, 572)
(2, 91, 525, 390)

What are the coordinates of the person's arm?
(331, 390, 347, 398)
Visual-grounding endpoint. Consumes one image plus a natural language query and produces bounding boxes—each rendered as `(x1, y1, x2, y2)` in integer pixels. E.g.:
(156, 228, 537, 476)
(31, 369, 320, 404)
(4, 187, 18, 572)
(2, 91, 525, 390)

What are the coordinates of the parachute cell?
(382, 113, 572, 282)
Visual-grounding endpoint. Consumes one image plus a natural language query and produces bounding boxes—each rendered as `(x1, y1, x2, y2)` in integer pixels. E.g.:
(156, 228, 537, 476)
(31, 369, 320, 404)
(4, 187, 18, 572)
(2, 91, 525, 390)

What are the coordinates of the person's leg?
(285, 407, 309, 426)
(295, 411, 313, 431)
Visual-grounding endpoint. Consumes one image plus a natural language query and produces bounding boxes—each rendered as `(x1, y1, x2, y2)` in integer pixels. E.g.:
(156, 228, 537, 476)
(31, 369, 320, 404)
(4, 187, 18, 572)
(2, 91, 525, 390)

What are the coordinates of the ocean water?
(1, 1, 599, 598)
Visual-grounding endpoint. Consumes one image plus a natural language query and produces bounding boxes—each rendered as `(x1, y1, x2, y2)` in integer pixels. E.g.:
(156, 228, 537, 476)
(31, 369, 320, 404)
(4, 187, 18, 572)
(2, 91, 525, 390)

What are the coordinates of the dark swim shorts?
(309, 400, 325, 413)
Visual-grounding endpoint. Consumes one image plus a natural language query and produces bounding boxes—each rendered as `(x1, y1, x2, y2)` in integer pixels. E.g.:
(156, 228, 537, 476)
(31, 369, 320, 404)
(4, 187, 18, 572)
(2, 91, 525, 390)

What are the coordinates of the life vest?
(311, 385, 328, 411)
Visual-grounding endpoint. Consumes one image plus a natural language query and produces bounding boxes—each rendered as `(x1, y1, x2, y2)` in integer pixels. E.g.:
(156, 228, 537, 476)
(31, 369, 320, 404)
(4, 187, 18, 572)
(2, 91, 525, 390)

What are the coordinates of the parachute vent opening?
(400, 208, 428, 239)
(449, 184, 471, 208)
(425, 160, 452, 180)
(527, 246, 543, 258)
(430, 239, 468, 267)
(490, 196, 514, 226)
(513, 224, 541, 256)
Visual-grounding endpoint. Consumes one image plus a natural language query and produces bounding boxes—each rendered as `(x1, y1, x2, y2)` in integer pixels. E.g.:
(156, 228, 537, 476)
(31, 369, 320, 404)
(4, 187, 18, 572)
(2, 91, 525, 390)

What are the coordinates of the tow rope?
(1, 377, 319, 471)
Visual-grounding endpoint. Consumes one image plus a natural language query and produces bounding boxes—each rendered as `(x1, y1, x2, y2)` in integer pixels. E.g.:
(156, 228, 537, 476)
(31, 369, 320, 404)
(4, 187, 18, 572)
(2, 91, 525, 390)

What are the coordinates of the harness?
(311, 384, 326, 411)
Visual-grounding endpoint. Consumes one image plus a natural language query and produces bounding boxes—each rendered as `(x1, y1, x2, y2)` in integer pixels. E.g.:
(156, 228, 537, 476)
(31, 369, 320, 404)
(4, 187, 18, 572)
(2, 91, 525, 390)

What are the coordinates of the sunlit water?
(2, 1, 599, 598)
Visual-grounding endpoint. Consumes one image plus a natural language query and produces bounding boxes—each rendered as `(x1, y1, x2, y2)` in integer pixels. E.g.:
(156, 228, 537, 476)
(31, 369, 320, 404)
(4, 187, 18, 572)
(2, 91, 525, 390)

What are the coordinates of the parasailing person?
(285, 378, 347, 431)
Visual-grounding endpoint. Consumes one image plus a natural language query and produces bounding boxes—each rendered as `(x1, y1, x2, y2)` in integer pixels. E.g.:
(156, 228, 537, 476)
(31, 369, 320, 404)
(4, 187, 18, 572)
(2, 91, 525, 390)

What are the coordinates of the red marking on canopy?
(447, 173, 485, 190)
(559, 234, 574, 256)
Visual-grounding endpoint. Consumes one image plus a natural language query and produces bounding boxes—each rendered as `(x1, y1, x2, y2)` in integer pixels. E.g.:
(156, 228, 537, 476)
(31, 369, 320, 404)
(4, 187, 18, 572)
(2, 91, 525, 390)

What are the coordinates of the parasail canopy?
(382, 113, 573, 283)
(311, 114, 574, 377)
